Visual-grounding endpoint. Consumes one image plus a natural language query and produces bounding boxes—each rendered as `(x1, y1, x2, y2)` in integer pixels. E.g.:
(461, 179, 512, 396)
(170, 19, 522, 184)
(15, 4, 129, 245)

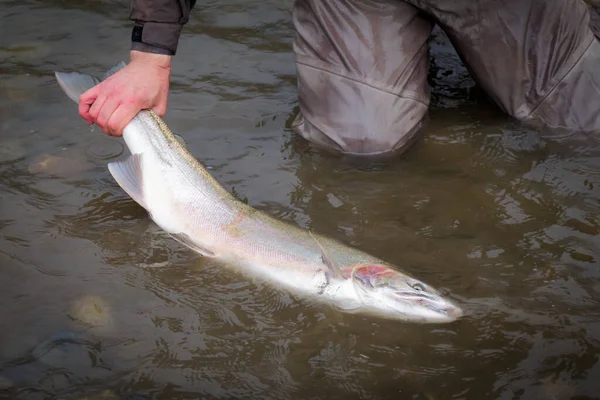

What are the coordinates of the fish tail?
(54, 61, 127, 103)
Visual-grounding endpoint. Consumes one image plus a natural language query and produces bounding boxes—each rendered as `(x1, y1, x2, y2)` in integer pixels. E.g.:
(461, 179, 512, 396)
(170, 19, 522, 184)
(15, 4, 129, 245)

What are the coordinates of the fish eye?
(411, 282, 426, 291)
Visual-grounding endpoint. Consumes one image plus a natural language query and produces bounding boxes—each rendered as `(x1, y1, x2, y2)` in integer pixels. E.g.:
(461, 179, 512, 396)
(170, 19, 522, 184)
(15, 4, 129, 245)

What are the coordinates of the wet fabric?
(291, 0, 433, 155)
(590, 4, 600, 39)
(291, 0, 600, 155)
(528, 37, 600, 135)
(404, 0, 600, 134)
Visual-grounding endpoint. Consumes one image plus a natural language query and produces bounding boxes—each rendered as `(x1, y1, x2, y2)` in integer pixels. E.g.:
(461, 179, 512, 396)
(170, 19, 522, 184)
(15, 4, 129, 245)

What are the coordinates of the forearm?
(129, 0, 197, 55)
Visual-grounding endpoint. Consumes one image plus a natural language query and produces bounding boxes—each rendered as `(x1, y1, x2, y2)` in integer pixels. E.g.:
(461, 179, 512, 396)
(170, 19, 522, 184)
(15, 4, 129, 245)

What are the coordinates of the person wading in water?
(77, 0, 600, 156)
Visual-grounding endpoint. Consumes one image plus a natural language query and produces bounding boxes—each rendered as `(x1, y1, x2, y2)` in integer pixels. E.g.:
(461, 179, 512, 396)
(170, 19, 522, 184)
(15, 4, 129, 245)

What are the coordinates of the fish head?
(345, 264, 463, 323)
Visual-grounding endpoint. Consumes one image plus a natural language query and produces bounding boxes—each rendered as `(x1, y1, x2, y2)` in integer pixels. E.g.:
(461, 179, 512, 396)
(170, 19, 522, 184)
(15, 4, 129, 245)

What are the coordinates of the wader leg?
(405, 0, 600, 134)
(528, 37, 600, 134)
(291, 0, 433, 156)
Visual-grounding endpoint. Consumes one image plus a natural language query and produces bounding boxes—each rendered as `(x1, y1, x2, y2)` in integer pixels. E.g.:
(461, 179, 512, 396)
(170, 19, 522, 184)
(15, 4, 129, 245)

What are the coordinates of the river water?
(2, 1, 600, 399)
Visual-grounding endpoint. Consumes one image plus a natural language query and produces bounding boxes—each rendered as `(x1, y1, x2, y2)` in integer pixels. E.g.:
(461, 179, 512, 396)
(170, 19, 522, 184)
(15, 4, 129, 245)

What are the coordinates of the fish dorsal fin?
(309, 230, 344, 280)
(107, 153, 147, 209)
(102, 61, 127, 81)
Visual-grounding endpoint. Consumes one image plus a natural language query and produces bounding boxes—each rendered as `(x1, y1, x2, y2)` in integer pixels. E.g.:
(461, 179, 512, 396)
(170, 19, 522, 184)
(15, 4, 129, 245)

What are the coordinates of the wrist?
(130, 50, 172, 71)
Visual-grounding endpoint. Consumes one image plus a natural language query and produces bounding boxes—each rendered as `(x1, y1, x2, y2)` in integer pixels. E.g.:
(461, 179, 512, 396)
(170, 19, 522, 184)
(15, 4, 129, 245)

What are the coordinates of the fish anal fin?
(169, 232, 216, 258)
(332, 300, 362, 312)
(107, 153, 147, 209)
(309, 230, 344, 281)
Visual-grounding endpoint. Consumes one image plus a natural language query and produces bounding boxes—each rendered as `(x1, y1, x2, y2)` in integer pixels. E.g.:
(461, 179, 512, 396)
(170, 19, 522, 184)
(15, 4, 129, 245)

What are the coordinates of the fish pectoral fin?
(309, 230, 344, 281)
(107, 153, 148, 210)
(321, 255, 343, 281)
(332, 301, 362, 312)
(169, 232, 216, 258)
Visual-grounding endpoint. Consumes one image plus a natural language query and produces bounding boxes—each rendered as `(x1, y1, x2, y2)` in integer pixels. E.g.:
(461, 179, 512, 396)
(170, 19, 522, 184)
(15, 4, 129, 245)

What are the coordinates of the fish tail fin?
(54, 61, 127, 103)
(54, 71, 100, 103)
(102, 61, 127, 80)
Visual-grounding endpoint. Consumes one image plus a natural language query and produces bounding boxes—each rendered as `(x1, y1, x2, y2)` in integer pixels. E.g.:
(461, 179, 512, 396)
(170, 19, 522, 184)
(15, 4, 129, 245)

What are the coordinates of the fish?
(54, 62, 464, 324)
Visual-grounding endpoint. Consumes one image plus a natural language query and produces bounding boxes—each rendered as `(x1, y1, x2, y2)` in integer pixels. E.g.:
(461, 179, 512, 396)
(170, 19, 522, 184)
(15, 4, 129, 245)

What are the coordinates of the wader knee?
(291, 0, 433, 156)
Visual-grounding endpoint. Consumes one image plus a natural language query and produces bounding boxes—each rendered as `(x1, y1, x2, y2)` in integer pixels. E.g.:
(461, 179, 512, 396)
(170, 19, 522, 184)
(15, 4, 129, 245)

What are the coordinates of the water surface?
(2, 1, 600, 399)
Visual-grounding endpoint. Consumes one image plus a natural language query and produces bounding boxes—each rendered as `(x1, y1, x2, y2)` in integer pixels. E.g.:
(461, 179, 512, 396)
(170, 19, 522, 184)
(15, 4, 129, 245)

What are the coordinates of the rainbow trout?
(55, 62, 463, 323)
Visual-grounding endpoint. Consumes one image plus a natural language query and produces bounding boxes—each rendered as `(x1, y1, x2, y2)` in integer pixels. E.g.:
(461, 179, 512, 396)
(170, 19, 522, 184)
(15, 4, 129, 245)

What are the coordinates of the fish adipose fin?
(174, 134, 187, 148)
(169, 232, 216, 258)
(309, 230, 344, 281)
(107, 153, 148, 210)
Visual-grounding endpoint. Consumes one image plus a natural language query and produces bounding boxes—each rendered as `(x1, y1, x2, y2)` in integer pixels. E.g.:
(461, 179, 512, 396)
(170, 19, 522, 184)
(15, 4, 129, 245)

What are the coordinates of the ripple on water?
(0, 138, 28, 164)
(0, 331, 114, 398)
(28, 154, 88, 178)
(85, 138, 124, 160)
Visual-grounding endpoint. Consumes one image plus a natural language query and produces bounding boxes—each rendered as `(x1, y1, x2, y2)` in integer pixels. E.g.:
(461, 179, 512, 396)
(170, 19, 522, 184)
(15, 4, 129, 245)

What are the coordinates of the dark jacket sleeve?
(129, 0, 197, 55)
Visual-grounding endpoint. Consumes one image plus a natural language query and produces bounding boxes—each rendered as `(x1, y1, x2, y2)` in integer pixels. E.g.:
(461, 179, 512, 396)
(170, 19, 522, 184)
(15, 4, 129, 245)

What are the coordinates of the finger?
(88, 94, 108, 123)
(78, 86, 99, 124)
(107, 103, 140, 136)
(96, 97, 121, 134)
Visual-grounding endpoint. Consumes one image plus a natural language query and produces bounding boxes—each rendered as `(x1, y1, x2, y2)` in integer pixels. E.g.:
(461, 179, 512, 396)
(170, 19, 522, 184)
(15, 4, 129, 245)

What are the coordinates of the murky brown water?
(3, 1, 600, 399)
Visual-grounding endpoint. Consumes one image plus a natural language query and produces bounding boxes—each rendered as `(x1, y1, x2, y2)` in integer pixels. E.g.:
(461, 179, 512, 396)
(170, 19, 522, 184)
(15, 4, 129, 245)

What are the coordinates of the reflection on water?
(2, 0, 600, 399)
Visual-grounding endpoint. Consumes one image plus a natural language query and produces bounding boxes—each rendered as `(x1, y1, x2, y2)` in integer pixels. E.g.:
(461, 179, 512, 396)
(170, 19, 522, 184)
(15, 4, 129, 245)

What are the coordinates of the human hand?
(78, 50, 172, 136)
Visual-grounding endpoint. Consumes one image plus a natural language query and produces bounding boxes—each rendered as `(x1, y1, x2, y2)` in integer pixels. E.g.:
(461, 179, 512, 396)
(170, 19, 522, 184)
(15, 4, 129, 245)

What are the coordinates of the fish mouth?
(428, 303, 464, 320)
(393, 291, 464, 321)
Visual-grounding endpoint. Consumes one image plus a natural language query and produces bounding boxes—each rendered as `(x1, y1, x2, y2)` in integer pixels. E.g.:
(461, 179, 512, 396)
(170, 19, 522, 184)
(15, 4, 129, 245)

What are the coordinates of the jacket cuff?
(131, 22, 184, 55)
